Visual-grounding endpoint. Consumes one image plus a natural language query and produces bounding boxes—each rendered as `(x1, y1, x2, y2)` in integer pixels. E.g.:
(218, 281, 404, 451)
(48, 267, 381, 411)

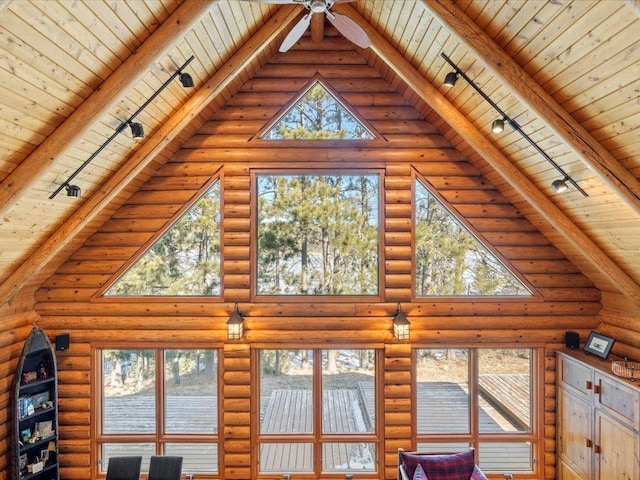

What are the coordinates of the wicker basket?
(611, 360, 640, 380)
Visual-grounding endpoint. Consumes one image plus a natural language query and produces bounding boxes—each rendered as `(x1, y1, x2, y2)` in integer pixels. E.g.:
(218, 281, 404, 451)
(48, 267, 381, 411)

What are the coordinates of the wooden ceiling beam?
(335, 3, 640, 307)
(421, 0, 640, 215)
(0, 0, 213, 218)
(0, 5, 301, 304)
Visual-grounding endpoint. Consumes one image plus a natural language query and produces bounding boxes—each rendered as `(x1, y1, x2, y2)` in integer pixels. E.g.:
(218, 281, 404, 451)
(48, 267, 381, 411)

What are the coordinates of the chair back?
(105, 456, 142, 480)
(148, 455, 183, 480)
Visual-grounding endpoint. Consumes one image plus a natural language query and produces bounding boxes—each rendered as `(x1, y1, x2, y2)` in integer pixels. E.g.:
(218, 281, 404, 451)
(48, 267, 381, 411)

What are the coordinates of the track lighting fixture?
(65, 184, 81, 198)
(129, 121, 144, 138)
(441, 52, 587, 197)
(551, 176, 570, 194)
(443, 71, 459, 87)
(50, 55, 196, 199)
(179, 72, 194, 88)
(491, 118, 505, 134)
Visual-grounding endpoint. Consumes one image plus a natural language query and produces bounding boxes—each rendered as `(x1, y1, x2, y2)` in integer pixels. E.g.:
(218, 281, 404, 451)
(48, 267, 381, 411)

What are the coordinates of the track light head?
(65, 184, 81, 198)
(179, 72, 194, 88)
(444, 71, 459, 87)
(551, 177, 569, 194)
(129, 122, 144, 138)
(491, 118, 505, 133)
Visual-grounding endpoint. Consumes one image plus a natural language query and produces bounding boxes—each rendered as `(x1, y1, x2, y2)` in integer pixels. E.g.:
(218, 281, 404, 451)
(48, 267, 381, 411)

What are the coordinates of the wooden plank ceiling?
(0, 0, 639, 313)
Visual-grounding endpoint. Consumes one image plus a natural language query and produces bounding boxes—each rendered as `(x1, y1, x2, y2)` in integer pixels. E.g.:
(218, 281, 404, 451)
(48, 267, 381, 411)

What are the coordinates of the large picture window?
(414, 348, 538, 474)
(97, 349, 219, 474)
(256, 173, 380, 296)
(256, 349, 379, 476)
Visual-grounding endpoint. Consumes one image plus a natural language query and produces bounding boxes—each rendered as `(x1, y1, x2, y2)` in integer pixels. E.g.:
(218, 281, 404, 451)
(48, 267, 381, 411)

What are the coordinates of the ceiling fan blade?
(280, 13, 312, 52)
(326, 11, 371, 49)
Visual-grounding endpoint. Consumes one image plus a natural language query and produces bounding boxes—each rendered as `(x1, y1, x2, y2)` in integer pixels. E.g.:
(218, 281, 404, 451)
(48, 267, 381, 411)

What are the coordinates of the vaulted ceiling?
(1, 0, 639, 313)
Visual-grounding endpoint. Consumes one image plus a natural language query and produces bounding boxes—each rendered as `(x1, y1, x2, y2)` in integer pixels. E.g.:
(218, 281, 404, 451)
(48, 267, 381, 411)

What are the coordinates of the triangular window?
(105, 180, 221, 296)
(415, 179, 531, 296)
(261, 81, 375, 140)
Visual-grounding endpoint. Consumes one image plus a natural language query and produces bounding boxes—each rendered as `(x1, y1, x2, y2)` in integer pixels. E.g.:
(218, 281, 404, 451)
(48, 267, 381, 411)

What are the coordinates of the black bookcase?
(12, 327, 59, 480)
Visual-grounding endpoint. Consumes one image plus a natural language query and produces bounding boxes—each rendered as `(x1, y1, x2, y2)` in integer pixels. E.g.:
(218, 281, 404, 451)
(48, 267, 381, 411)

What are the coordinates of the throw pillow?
(421, 448, 475, 480)
(412, 463, 427, 480)
(400, 449, 476, 480)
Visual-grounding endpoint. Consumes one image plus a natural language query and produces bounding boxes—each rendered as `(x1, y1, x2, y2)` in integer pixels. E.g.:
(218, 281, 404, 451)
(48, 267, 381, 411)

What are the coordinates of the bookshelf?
(12, 328, 59, 480)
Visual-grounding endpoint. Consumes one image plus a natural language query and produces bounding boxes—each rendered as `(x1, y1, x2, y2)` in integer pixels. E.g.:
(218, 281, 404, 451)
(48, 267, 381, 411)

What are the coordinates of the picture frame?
(584, 331, 615, 359)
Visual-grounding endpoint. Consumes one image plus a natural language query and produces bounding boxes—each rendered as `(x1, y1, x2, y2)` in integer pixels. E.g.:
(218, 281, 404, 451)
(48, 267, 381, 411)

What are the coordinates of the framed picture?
(584, 331, 615, 359)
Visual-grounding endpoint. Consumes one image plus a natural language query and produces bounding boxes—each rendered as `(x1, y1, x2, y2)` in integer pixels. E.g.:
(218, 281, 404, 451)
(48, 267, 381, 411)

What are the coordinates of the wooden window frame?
(251, 169, 385, 303)
(412, 345, 544, 477)
(93, 345, 221, 477)
(251, 346, 384, 478)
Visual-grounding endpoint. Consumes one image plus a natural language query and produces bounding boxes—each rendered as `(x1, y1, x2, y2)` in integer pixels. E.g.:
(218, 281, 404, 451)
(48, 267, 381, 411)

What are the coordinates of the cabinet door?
(595, 411, 639, 480)
(558, 459, 587, 480)
(558, 387, 592, 479)
(558, 354, 592, 399)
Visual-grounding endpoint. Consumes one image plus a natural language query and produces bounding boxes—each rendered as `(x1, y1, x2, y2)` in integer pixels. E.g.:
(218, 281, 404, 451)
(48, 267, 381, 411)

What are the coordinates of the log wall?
(28, 36, 604, 480)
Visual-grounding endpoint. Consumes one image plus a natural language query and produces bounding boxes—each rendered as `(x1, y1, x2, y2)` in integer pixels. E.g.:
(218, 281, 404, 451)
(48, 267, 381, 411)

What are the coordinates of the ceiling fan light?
(310, 0, 326, 13)
(444, 71, 459, 87)
(491, 118, 505, 133)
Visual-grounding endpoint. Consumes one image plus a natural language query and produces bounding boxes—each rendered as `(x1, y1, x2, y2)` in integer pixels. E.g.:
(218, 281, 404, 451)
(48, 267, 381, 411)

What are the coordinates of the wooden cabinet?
(557, 350, 640, 480)
(12, 328, 59, 480)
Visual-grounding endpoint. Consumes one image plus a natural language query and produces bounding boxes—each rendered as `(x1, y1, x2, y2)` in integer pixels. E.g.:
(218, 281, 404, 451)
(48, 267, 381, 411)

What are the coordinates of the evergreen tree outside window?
(105, 180, 221, 296)
(414, 179, 530, 296)
(261, 81, 374, 140)
(257, 174, 379, 296)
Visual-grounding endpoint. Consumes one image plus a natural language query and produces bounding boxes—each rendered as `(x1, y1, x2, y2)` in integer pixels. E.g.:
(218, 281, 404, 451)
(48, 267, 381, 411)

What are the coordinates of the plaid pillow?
(400, 449, 475, 480)
(412, 463, 426, 480)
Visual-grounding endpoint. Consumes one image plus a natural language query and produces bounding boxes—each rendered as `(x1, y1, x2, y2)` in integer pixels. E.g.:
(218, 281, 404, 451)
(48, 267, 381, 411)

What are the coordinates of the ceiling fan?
(245, 0, 371, 52)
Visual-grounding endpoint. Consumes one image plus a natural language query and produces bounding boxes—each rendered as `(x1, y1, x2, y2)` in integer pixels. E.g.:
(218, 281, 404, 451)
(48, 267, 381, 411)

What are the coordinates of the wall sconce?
(49, 55, 196, 199)
(441, 52, 588, 197)
(227, 303, 244, 340)
(393, 303, 410, 341)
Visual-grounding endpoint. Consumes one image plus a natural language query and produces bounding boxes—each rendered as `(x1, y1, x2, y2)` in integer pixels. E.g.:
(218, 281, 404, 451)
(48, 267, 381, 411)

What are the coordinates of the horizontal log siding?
(32, 39, 601, 480)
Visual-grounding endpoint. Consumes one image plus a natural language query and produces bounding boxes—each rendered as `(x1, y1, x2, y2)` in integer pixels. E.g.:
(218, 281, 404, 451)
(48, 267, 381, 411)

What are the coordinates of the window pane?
(102, 350, 155, 434)
(478, 349, 531, 433)
(322, 349, 375, 434)
(259, 443, 313, 472)
(165, 443, 218, 473)
(102, 443, 155, 473)
(416, 349, 469, 434)
(322, 443, 376, 472)
(479, 442, 533, 471)
(417, 442, 472, 454)
(106, 180, 221, 296)
(164, 350, 217, 434)
(260, 350, 313, 434)
(256, 174, 379, 295)
(414, 180, 530, 296)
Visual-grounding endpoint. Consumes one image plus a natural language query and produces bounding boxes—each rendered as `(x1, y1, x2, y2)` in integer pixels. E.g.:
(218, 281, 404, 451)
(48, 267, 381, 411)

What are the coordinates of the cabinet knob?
(586, 380, 592, 390)
(586, 438, 593, 448)
(593, 384, 600, 394)
(594, 445, 601, 454)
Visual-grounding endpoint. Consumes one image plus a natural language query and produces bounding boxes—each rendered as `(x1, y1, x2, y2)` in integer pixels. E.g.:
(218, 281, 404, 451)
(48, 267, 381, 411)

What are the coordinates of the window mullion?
(156, 348, 164, 453)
